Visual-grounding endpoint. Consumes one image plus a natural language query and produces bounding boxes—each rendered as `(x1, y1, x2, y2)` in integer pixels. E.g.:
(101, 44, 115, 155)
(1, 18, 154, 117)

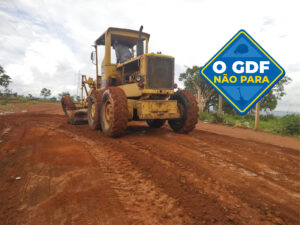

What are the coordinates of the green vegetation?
(0, 96, 58, 105)
(281, 114, 300, 135)
(40, 88, 51, 98)
(0, 103, 15, 109)
(0, 96, 57, 113)
(199, 112, 300, 137)
(0, 65, 12, 91)
(0, 97, 33, 102)
(1, 97, 36, 103)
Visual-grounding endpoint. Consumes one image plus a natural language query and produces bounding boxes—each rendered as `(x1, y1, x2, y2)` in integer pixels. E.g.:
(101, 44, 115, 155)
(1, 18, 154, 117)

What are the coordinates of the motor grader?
(61, 26, 198, 137)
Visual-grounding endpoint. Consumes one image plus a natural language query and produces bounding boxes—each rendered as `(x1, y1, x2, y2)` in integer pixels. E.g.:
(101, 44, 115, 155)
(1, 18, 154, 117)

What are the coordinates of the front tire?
(100, 87, 128, 137)
(168, 90, 198, 133)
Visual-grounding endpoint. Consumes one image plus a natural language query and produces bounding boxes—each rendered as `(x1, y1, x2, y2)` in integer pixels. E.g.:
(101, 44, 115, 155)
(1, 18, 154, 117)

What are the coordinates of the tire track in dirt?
(115, 125, 300, 224)
(43, 125, 191, 225)
(1, 118, 133, 225)
(117, 136, 287, 224)
(1, 108, 300, 225)
(57, 125, 255, 224)
(121, 137, 257, 224)
(55, 121, 300, 224)
(165, 132, 300, 196)
(46, 130, 121, 223)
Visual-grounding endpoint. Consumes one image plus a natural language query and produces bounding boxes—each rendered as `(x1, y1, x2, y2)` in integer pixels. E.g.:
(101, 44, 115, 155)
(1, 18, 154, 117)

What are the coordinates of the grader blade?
(61, 96, 88, 125)
(68, 109, 88, 125)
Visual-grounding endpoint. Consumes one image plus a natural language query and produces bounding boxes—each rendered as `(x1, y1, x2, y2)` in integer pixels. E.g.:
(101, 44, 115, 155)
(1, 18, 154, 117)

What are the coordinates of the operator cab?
(95, 27, 150, 63)
(92, 27, 150, 87)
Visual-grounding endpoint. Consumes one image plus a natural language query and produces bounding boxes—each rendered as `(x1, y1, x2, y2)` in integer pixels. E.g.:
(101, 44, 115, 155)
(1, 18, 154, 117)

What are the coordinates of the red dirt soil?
(0, 102, 299, 225)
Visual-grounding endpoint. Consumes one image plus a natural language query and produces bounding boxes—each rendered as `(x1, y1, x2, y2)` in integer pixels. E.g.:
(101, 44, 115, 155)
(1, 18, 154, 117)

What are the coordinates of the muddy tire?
(100, 87, 128, 137)
(146, 119, 166, 128)
(61, 96, 76, 123)
(88, 90, 102, 130)
(168, 90, 198, 133)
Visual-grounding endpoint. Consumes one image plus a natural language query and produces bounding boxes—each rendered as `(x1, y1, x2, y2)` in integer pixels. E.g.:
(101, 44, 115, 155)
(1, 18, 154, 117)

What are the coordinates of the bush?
(243, 114, 255, 121)
(210, 113, 224, 124)
(198, 111, 299, 137)
(199, 112, 212, 121)
(50, 97, 57, 102)
(281, 114, 300, 135)
(260, 114, 277, 121)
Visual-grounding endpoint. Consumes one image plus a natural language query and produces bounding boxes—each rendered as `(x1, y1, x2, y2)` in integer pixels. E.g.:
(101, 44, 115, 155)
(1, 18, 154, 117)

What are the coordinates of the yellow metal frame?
(137, 100, 180, 119)
(127, 99, 180, 120)
(142, 89, 174, 95)
(119, 83, 142, 97)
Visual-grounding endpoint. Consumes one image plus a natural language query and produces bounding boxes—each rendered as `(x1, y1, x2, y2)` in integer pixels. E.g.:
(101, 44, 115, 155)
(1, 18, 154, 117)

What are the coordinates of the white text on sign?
(213, 61, 270, 74)
(213, 61, 270, 84)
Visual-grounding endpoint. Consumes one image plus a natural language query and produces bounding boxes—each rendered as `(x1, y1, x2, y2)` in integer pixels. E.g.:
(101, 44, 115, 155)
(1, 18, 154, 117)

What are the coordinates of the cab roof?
(95, 27, 150, 48)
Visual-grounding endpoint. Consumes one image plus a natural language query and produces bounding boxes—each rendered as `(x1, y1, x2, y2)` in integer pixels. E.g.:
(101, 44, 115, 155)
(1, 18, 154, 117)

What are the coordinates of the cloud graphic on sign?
(234, 44, 249, 54)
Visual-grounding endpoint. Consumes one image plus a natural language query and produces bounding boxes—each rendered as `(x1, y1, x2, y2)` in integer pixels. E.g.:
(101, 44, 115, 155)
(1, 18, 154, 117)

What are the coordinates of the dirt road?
(0, 103, 299, 225)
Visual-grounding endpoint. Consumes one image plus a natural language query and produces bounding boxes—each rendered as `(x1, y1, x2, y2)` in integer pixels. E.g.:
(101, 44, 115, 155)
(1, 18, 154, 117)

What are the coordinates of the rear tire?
(146, 119, 166, 128)
(100, 87, 128, 137)
(88, 90, 102, 130)
(168, 90, 198, 133)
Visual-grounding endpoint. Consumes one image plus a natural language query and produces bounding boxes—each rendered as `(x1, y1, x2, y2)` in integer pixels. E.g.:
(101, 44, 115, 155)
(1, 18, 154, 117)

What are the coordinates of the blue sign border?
(200, 29, 285, 115)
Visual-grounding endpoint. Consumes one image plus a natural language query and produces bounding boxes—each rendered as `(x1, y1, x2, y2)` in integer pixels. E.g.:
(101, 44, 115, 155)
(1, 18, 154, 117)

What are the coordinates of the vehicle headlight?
(135, 75, 144, 82)
(136, 76, 141, 81)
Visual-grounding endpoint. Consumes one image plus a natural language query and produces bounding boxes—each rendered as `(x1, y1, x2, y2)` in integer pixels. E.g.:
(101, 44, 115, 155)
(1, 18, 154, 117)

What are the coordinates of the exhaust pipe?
(137, 25, 144, 56)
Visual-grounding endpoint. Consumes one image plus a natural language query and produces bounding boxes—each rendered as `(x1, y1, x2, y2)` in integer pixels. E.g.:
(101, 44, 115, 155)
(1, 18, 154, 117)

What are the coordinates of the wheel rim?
(104, 100, 113, 127)
(91, 103, 96, 119)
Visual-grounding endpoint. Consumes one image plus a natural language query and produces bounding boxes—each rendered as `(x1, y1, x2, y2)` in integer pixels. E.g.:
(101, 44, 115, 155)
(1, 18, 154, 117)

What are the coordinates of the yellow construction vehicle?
(61, 26, 198, 137)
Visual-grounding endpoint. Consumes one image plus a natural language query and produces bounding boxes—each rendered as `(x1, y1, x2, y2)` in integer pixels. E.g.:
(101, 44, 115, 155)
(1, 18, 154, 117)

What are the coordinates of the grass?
(0, 96, 57, 104)
(0, 103, 15, 110)
(199, 112, 300, 137)
(0, 97, 51, 112)
(0, 97, 34, 103)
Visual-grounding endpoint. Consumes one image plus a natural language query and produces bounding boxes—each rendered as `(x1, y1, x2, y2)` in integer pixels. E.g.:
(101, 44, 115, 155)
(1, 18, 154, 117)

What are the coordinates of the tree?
(179, 66, 217, 112)
(40, 88, 51, 98)
(50, 97, 57, 102)
(0, 65, 12, 90)
(260, 76, 291, 111)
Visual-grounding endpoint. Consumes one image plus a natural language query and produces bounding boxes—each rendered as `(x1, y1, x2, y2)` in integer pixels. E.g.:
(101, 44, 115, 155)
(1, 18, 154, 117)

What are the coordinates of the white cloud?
(5, 37, 83, 96)
(6, 64, 34, 85)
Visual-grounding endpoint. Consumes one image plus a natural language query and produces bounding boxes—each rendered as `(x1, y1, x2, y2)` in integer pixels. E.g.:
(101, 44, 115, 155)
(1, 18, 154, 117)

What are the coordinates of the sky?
(0, 0, 299, 112)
